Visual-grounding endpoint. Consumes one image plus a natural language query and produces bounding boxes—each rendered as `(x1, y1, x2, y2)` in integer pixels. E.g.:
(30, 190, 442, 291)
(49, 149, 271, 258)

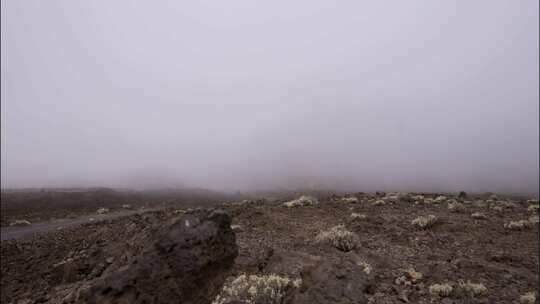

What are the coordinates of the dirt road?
(0, 208, 161, 241)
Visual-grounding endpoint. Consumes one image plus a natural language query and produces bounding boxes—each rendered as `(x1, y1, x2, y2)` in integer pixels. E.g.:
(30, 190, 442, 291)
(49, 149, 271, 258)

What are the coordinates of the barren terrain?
(1, 190, 538, 303)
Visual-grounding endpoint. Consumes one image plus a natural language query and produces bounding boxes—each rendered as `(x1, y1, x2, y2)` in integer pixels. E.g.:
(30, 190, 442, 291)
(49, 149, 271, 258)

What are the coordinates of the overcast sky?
(1, 1, 538, 193)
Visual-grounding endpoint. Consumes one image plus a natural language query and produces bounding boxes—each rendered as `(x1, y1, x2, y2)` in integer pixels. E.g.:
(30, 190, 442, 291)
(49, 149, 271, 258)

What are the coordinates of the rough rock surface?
(293, 258, 372, 304)
(66, 209, 237, 304)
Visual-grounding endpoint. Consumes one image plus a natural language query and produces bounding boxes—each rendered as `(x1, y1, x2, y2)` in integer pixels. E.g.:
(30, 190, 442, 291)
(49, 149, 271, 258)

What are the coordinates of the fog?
(1, 1, 538, 194)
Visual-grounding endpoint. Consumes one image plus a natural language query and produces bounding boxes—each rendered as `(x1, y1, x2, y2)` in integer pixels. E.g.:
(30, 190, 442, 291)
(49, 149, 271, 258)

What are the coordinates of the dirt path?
(0, 208, 162, 241)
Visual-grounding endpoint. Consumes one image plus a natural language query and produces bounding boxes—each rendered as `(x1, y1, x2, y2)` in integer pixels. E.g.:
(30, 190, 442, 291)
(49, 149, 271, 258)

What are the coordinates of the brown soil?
(1, 192, 538, 303)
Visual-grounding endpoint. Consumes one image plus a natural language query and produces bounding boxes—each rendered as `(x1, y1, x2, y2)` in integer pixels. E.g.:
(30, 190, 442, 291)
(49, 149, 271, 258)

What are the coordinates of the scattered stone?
(121, 204, 132, 209)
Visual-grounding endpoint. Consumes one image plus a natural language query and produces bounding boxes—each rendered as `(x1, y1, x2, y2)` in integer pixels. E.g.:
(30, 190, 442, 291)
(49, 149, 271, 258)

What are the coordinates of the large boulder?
(62, 209, 238, 304)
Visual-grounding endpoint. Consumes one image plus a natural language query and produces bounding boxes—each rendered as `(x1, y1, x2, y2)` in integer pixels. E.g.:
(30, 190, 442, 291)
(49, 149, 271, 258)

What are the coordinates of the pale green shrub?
(520, 291, 536, 304)
(212, 274, 301, 304)
(429, 283, 453, 297)
(471, 212, 487, 219)
(504, 220, 532, 230)
(350, 213, 367, 220)
(283, 195, 318, 208)
(411, 215, 437, 229)
(455, 281, 488, 298)
(315, 225, 357, 251)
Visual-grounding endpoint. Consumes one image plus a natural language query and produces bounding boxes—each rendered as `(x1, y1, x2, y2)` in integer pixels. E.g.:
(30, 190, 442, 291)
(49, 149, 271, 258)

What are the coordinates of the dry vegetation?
(315, 225, 357, 251)
(283, 195, 318, 208)
(212, 274, 302, 304)
(411, 214, 438, 229)
(2, 191, 538, 304)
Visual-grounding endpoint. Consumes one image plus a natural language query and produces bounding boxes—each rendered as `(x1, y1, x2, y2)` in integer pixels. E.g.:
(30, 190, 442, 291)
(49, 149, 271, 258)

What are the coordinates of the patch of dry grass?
(340, 196, 359, 204)
(283, 195, 318, 208)
(448, 201, 466, 213)
(520, 291, 536, 304)
(356, 260, 372, 274)
(429, 281, 488, 298)
(9, 219, 32, 226)
(212, 274, 301, 304)
(471, 212, 487, 219)
(429, 283, 453, 297)
(371, 200, 386, 206)
(350, 213, 367, 220)
(433, 196, 447, 204)
(455, 281, 488, 298)
(411, 215, 437, 230)
(504, 220, 533, 230)
(315, 225, 357, 252)
(96, 207, 109, 214)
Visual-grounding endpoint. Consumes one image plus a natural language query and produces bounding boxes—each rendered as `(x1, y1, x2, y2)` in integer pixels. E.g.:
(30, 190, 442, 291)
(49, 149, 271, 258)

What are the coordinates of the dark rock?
(458, 191, 467, 199)
(63, 209, 237, 304)
(293, 258, 372, 304)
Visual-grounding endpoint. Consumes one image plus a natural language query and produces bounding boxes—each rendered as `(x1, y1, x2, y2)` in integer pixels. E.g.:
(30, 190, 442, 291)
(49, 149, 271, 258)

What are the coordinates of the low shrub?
(520, 291, 536, 304)
(283, 195, 318, 208)
(448, 201, 466, 213)
(212, 274, 301, 304)
(315, 225, 357, 252)
(411, 215, 437, 229)
(350, 213, 367, 220)
(429, 283, 453, 297)
(504, 220, 532, 230)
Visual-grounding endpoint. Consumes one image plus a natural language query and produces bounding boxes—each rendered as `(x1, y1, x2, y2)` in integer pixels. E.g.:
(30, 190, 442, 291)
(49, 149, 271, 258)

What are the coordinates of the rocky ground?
(1, 191, 538, 304)
(0, 188, 235, 227)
